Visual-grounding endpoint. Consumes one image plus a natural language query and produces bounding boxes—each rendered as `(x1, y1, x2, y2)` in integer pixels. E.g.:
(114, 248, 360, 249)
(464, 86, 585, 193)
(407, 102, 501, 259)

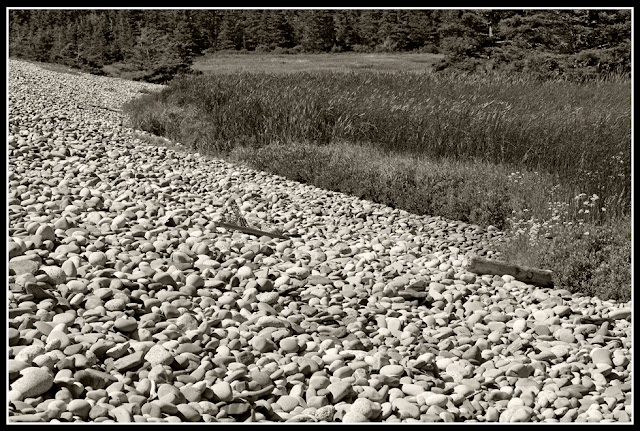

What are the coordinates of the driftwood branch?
(216, 221, 290, 239)
(85, 103, 122, 113)
(467, 256, 554, 288)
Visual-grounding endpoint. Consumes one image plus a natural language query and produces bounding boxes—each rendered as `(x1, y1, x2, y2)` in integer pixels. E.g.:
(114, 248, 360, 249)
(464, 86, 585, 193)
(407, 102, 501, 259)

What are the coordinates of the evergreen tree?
(217, 10, 245, 50)
(266, 10, 295, 49)
(333, 10, 360, 50)
(355, 9, 383, 48)
(301, 10, 336, 52)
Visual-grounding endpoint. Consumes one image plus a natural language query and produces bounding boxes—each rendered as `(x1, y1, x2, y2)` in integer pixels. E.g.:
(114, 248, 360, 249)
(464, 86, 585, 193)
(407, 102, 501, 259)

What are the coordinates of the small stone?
(226, 402, 249, 415)
(104, 297, 128, 311)
(445, 362, 469, 382)
(88, 251, 108, 266)
(257, 291, 280, 305)
(251, 335, 277, 353)
(509, 406, 533, 422)
(315, 405, 335, 421)
(176, 313, 199, 332)
(392, 398, 420, 419)
(342, 410, 369, 422)
(153, 271, 178, 287)
(280, 337, 299, 353)
(418, 392, 449, 408)
(211, 381, 233, 402)
(111, 350, 145, 372)
(40, 266, 67, 285)
(75, 369, 117, 389)
(350, 398, 375, 419)
(66, 279, 88, 294)
(110, 405, 134, 422)
(553, 328, 576, 344)
(9, 259, 40, 276)
(185, 273, 204, 288)
(145, 345, 174, 366)
(505, 363, 534, 378)
(236, 266, 255, 280)
(379, 364, 404, 378)
(590, 348, 613, 366)
(114, 317, 137, 332)
(512, 318, 527, 334)
(67, 399, 91, 419)
(327, 381, 353, 403)
(608, 308, 631, 320)
(278, 395, 300, 413)
(176, 403, 201, 422)
(309, 374, 330, 390)
(256, 316, 287, 328)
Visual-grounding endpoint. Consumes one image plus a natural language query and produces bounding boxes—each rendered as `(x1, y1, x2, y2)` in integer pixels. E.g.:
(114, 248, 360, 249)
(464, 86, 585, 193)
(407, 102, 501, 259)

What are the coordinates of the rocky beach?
(7, 59, 632, 423)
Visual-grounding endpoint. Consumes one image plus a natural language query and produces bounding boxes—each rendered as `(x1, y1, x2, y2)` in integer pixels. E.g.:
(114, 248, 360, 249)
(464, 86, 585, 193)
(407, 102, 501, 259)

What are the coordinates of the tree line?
(8, 9, 631, 82)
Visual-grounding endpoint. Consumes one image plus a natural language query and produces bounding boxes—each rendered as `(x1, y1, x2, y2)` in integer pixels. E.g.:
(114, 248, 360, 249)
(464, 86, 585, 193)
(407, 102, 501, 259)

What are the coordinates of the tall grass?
(123, 68, 631, 301)
(123, 70, 631, 219)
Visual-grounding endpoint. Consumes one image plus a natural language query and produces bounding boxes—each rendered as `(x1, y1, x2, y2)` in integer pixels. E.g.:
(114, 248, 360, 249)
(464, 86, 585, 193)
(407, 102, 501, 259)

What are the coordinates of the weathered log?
(216, 221, 290, 240)
(85, 103, 122, 113)
(467, 255, 554, 288)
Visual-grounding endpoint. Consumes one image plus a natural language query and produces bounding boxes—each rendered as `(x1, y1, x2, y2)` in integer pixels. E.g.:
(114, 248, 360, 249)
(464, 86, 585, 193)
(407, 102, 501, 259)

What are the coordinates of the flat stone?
(111, 350, 145, 372)
(10, 367, 54, 400)
(9, 259, 40, 276)
(75, 369, 117, 389)
(607, 308, 631, 320)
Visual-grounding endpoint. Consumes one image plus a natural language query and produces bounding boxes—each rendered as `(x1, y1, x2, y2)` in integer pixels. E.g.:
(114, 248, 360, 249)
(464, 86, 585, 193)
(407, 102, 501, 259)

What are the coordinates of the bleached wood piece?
(216, 221, 290, 239)
(86, 103, 121, 112)
(467, 255, 554, 288)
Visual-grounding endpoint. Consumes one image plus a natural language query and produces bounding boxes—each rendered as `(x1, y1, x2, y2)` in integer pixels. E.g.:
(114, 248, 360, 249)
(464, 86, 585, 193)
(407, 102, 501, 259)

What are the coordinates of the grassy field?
(123, 54, 631, 302)
(191, 51, 445, 74)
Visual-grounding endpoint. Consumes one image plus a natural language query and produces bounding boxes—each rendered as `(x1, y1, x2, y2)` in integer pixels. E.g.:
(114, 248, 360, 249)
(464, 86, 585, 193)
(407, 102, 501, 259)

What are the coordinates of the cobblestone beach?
(7, 60, 632, 423)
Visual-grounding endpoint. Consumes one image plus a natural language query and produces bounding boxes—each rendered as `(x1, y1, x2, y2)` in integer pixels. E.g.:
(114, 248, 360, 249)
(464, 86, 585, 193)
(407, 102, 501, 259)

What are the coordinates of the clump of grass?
(230, 140, 514, 228)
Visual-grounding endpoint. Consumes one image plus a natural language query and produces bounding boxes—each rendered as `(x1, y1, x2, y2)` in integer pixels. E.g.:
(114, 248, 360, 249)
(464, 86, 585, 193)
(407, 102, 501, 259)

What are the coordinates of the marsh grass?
(191, 51, 445, 75)
(123, 67, 631, 301)
(123, 70, 630, 218)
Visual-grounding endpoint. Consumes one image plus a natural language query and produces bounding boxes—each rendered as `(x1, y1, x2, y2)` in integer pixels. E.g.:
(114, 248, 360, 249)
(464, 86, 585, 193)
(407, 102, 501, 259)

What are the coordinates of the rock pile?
(8, 59, 632, 423)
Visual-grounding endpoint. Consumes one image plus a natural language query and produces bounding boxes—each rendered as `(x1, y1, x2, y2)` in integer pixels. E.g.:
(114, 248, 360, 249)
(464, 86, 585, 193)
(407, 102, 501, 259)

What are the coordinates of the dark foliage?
(9, 9, 631, 83)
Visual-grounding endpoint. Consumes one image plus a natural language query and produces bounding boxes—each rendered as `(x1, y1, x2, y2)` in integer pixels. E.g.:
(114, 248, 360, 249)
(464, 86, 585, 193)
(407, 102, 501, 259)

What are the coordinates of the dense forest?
(8, 9, 632, 83)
